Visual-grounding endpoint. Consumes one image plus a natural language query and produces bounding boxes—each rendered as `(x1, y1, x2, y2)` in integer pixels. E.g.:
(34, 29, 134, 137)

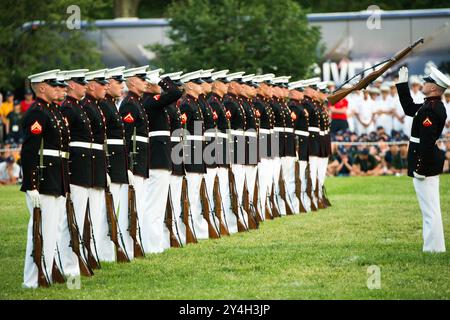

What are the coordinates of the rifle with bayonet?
(213, 175, 230, 236)
(128, 127, 145, 258)
(83, 201, 101, 269)
(294, 162, 307, 213)
(181, 177, 198, 244)
(327, 38, 424, 105)
(242, 179, 259, 229)
(278, 168, 294, 215)
(165, 187, 182, 247)
(228, 168, 248, 232)
(200, 178, 221, 239)
(253, 172, 263, 223)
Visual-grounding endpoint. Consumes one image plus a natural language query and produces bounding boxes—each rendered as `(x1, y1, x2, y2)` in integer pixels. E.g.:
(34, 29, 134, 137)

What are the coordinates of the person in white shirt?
(346, 89, 362, 134)
(355, 89, 376, 134)
(443, 88, 450, 135)
(403, 76, 425, 136)
(374, 84, 394, 135)
(390, 82, 404, 134)
(0, 156, 20, 185)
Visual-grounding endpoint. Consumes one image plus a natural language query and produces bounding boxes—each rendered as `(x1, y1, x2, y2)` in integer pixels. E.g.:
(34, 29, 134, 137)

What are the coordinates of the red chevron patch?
(423, 117, 432, 127)
(123, 112, 134, 123)
(30, 121, 42, 135)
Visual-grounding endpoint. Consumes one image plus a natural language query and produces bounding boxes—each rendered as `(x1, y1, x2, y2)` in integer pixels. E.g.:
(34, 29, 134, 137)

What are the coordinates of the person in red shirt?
(20, 88, 34, 113)
(330, 98, 349, 133)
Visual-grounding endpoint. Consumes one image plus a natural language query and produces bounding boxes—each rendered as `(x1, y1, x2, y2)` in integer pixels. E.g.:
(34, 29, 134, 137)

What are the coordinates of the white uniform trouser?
(217, 167, 237, 233)
(132, 176, 148, 253)
(258, 158, 273, 221)
(186, 172, 209, 240)
(168, 175, 186, 245)
(231, 164, 249, 227)
(308, 156, 319, 209)
(56, 196, 80, 278)
(244, 165, 258, 212)
(317, 157, 328, 202)
(413, 176, 446, 253)
(144, 169, 171, 254)
(23, 194, 64, 288)
(204, 168, 221, 234)
(281, 156, 297, 214)
(298, 160, 311, 212)
(110, 183, 133, 259)
(88, 187, 115, 262)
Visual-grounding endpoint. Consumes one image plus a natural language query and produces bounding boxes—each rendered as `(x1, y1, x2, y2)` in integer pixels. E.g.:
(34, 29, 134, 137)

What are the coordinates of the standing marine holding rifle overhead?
(21, 69, 67, 288)
(396, 66, 448, 253)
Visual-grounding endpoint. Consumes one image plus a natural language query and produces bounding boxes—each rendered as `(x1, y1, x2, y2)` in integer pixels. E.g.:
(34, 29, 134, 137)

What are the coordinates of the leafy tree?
(0, 0, 110, 91)
(150, 0, 322, 79)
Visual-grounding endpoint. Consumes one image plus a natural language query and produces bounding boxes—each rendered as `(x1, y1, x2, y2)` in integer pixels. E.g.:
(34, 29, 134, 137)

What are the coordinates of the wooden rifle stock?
(200, 178, 220, 239)
(228, 168, 248, 232)
(181, 178, 198, 244)
(52, 260, 65, 284)
(213, 175, 230, 236)
(278, 169, 294, 215)
(105, 189, 130, 262)
(165, 193, 182, 248)
(306, 165, 317, 212)
(294, 162, 307, 213)
(128, 185, 145, 258)
(66, 195, 93, 276)
(243, 180, 258, 229)
(32, 207, 50, 287)
(269, 182, 281, 218)
(253, 173, 263, 223)
(83, 203, 101, 270)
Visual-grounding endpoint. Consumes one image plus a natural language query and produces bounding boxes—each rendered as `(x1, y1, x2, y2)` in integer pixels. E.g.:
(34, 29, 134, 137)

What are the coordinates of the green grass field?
(0, 176, 449, 300)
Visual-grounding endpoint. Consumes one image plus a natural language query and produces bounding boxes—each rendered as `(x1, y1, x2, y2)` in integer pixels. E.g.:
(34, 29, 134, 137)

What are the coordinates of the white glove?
(398, 67, 409, 83)
(106, 173, 111, 187)
(413, 172, 426, 180)
(27, 190, 40, 208)
(127, 170, 135, 186)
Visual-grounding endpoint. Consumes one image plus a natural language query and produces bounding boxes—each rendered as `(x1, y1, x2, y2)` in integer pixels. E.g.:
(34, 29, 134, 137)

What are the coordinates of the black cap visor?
(44, 79, 61, 87)
(190, 78, 204, 85)
(94, 77, 109, 85)
(71, 77, 88, 85)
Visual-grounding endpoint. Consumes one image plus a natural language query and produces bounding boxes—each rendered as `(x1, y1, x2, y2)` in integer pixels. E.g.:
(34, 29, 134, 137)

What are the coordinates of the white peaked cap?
(273, 76, 291, 84)
(242, 74, 256, 82)
(444, 88, 450, 95)
(200, 69, 214, 78)
(61, 69, 89, 81)
(211, 69, 229, 81)
(288, 80, 304, 90)
(253, 74, 275, 83)
(226, 71, 246, 82)
(28, 69, 61, 83)
(180, 70, 203, 83)
(123, 65, 149, 78)
(302, 77, 321, 87)
(161, 71, 183, 81)
(85, 69, 108, 81)
(56, 71, 66, 82)
(106, 66, 125, 79)
(423, 66, 450, 89)
(317, 81, 328, 90)
(146, 68, 163, 84)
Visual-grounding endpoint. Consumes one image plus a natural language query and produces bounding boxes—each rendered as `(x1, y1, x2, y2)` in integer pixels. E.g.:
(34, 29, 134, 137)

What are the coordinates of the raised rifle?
(213, 175, 230, 236)
(181, 177, 198, 244)
(105, 187, 130, 262)
(242, 179, 259, 229)
(66, 193, 93, 276)
(165, 187, 183, 248)
(327, 38, 424, 105)
(228, 168, 248, 232)
(32, 139, 51, 287)
(128, 127, 145, 258)
(200, 178, 221, 239)
(83, 201, 101, 269)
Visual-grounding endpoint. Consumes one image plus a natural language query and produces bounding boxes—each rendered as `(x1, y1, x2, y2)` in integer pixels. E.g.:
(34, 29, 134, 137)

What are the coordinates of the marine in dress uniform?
(252, 74, 276, 220)
(142, 68, 183, 253)
(81, 69, 116, 262)
(60, 69, 101, 269)
(223, 72, 250, 229)
(208, 70, 236, 233)
(179, 71, 209, 240)
(21, 70, 68, 288)
(396, 66, 448, 253)
(239, 75, 260, 225)
(302, 78, 322, 211)
(100, 67, 135, 258)
(288, 80, 310, 212)
(120, 66, 152, 253)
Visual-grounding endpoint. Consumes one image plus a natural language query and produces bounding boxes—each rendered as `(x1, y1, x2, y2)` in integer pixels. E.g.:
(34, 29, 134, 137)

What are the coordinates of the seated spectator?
(334, 151, 353, 176)
(0, 156, 20, 185)
(351, 149, 383, 176)
(6, 103, 23, 145)
(384, 144, 408, 175)
(20, 88, 34, 113)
